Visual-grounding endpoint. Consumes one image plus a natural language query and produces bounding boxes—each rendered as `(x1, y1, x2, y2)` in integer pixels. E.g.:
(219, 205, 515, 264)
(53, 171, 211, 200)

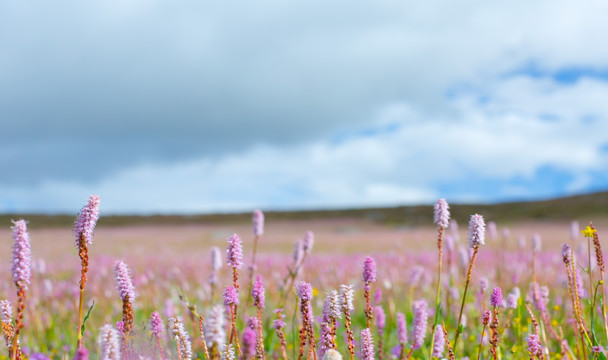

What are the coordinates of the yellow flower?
(582, 226, 597, 237)
(313, 287, 319, 297)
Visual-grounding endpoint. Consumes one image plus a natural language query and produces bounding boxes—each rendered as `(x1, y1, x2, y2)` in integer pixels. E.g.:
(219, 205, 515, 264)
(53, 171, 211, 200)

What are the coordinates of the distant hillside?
(2, 191, 608, 229)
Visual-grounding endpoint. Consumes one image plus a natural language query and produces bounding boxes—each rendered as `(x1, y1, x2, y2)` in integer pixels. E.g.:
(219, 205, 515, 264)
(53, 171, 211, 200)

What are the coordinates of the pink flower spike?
(115, 260, 136, 302)
(11, 220, 32, 289)
(433, 199, 450, 228)
(252, 210, 264, 237)
(363, 256, 377, 285)
(150, 311, 163, 336)
(360, 328, 374, 360)
(303, 231, 314, 254)
(468, 214, 486, 248)
(223, 286, 239, 306)
(226, 234, 243, 269)
(252, 276, 265, 308)
(296, 281, 313, 301)
(491, 287, 503, 307)
(74, 195, 100, 247)
(412, 300, 428, 350)
(397, 312, 407, 345)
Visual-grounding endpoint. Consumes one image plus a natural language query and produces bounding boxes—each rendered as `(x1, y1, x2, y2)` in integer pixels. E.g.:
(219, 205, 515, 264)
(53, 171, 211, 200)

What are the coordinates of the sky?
(1, 1, 608, 214)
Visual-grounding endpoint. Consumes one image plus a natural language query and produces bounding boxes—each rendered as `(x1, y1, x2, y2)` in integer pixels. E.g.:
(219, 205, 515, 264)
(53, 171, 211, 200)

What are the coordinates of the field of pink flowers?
(1, 195, 607, 360)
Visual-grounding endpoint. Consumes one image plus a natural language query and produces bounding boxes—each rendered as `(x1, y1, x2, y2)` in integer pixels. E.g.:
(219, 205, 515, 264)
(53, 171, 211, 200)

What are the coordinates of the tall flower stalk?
(363, 257, 377, 329)
(429, 198, 449, 359)
(226, 234, 243, 356)
(340, 284, 355, 360)
(273, 309, 288, 360)
(99, 324, 121, 360)
(297, 282, 316, 360)
(74, 195, 100, 348)
(150, 312, 166, 360)
(246, 210, 264, 309)
(251, 276, 266, 360)
(209, 247, 223, 301)
(10, 220, 31, 360)
(585, 223, 608, 344)
(489, 287, 502, 360)
(405, 300, 428, 360)
(170, 316, 193, 360)
(223, 286, 240, 356)
(115, 260, 136, 353)
(453, 214, 485, 351)
(279, 232, 314, 308)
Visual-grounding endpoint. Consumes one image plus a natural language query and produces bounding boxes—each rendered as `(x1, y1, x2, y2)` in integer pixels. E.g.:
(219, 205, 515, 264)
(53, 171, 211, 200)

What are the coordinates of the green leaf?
(80, 301, 95, 337)
(433, 300, 442, 326)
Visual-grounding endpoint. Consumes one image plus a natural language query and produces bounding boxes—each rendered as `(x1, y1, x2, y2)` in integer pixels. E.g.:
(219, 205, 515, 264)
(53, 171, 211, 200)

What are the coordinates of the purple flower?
(114, 260, 136, 302)
(360, 328, 374, 360)
(99, 324, 121, 360)
(11, 220, 32, 289)
(562, 243, 571, 264)
(241, 327, 256, 359)
(74, 195, 100, 247)
(412, 300, 428, 350)
(169, 316, 192, 360)
(322, 290, 341, 322)
(296, 281, 313, 302)
(115, 321, 125, 336)
(223, 286, 239, 306)
(272, 309, 286, 330)
(480, 277, 489, 292)
(363, 256, 377, 285)
(149, 312, 163, 336)
(226, 234, 243, 269)
(397, 312, 407, 345)
(526, 334, 541, 356)
(1, 300, 12, 324)
(73, 346, 89, 360)
(339, 284, 354, 312)
(409, 266, 424, 286)
(468, 214, 486, 248)
(292, 239, 305, 267)
(434, 198, 450, 228)
(205, 305, 226, 349)
(303, 231, 314, 254)
(506, 294, 518, 309)
(318, 322, 334, 358)
(374, 288, 382, 305)
(247, 316, 258, 330)
(252, 276, 265, 308)
(211, 246, 222, 272)
(252, 209, 264, 237)
(375, 306, 386, 333)
(491, 287, 503, 307)
(487, 221, 497, 240)
(432, 325, 445, 358)
(482, 310, 491, 326)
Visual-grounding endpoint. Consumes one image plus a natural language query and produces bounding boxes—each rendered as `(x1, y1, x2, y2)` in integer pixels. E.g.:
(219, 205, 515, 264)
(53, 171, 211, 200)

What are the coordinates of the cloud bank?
(1, 0, 607, 213)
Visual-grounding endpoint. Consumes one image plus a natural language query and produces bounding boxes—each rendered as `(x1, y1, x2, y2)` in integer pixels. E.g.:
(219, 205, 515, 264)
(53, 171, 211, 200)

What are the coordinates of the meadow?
(1, 196, 607, 360)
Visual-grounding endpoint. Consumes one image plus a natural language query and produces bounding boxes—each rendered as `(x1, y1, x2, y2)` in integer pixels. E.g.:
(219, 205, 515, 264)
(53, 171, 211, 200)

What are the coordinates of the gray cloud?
(2, 0, 608, 212)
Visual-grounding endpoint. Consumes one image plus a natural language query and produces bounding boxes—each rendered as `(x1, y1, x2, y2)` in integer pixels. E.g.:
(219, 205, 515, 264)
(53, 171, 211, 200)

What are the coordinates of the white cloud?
(1, 0, 608, 212)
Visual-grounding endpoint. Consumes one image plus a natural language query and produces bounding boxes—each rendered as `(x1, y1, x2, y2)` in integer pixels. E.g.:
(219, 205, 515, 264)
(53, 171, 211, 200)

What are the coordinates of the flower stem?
(453, 245, 479, 351)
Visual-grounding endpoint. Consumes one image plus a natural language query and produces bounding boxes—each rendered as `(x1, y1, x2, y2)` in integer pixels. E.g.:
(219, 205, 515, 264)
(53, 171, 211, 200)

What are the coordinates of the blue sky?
(1, 1, 608, 214)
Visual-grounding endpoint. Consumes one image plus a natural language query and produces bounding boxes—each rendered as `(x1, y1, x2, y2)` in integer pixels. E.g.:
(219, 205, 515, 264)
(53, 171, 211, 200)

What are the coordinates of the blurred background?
(1, 1, 608, 215)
